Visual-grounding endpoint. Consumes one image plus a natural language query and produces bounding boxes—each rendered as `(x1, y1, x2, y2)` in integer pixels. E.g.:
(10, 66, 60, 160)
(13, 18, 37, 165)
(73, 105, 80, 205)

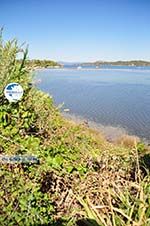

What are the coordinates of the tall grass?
(76, 145, 150, 226)
(0, 28, 29, 93)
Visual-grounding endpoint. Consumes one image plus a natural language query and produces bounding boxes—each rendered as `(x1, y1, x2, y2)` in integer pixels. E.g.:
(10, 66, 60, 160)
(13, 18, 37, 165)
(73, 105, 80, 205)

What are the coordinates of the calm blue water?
(35, 66, 150, 141)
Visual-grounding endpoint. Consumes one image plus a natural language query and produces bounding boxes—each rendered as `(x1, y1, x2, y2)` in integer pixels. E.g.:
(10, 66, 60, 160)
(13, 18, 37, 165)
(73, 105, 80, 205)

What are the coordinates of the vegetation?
(0, 31, 150, 226)
(17, 59, 61, 69)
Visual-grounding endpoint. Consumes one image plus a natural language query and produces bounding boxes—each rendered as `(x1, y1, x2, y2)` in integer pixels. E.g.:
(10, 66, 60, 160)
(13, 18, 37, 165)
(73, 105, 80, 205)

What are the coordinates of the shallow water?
(35, 66, 150, 141)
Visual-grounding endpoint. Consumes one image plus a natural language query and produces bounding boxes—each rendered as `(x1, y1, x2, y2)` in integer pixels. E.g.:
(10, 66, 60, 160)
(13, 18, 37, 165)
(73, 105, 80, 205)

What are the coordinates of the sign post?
(2, 83, 39, 165)
(4, 82, 24, 102)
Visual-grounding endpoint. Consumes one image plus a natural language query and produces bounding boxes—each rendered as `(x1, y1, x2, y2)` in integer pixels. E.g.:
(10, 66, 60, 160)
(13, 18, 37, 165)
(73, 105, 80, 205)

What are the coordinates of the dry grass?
(115, 134, 140, 148)
(42, 147, 150, 226)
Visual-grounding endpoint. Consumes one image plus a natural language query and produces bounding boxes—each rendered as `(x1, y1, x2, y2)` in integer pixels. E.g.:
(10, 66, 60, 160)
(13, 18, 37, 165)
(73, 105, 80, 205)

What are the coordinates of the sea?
(35, 65, 150, 142)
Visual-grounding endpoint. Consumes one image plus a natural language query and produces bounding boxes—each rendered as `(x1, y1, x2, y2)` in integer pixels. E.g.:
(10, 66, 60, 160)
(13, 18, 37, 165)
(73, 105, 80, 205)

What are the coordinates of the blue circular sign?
(4, 83, 24, 102)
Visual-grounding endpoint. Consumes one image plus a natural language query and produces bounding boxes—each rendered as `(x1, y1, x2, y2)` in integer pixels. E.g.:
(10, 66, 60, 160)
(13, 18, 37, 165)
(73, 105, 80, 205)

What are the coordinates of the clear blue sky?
(0, 0, 150, 62)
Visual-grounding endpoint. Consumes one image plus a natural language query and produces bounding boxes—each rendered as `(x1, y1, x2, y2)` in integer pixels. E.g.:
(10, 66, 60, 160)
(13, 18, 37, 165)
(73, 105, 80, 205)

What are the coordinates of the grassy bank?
(0, 33, 150, 226)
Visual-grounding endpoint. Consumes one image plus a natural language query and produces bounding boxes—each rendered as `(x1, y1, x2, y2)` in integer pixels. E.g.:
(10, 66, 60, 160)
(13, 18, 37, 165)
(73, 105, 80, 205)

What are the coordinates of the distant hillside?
(81, 60, 150, 66)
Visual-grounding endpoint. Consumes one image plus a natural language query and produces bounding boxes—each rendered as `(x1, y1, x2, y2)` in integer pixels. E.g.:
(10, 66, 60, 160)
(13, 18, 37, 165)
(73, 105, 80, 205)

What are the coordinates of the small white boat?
(64, 108, 70, 112)
(77, 66, 82, 70)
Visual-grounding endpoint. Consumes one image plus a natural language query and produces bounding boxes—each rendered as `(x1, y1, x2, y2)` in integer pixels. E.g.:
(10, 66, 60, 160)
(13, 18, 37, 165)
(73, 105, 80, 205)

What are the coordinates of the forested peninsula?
(17, 59, 61, 69)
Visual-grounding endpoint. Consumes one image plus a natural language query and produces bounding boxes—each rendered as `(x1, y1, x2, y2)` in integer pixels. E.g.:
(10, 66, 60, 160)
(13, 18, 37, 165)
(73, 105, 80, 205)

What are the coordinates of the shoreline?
(62, 112, 148, 145)
(34, 67, 150, 74)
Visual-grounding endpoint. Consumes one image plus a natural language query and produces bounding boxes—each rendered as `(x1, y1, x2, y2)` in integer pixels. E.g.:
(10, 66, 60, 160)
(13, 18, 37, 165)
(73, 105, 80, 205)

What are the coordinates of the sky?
(0, 0, 150, 62)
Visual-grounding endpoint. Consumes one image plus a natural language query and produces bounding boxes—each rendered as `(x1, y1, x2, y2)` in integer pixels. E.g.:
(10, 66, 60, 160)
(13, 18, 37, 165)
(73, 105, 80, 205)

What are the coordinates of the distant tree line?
(17, 59, 61, 69)
(82, 60, 150, 66)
